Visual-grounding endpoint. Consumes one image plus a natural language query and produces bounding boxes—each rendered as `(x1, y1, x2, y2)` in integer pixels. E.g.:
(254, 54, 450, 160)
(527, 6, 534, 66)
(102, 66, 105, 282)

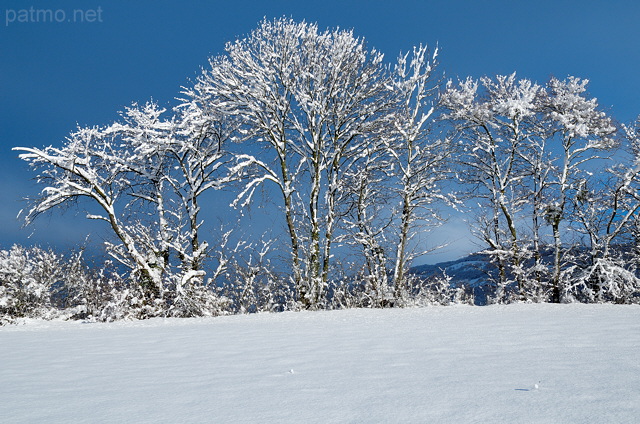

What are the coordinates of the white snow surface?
(1, 304, 639, 423)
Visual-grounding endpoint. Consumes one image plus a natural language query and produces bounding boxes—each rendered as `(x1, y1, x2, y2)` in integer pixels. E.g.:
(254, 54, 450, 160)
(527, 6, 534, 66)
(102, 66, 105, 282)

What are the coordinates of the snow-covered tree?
(339, 144, 394, 306)
(197, 18, 393, 308)
(624, 118, 640, 270)
(573, 167, 640, 265)
(442, 74, 617, 302)
(15, 124, 166, 300)
(101, 101, 177, 292)
(563, 116, 640, 303)
(172, 94, 237, 274)
(442, 74, 541, 300)
(541, 76, 617, 302)
(15, 98, 234, 313)
(388, 45, 453, 299)
(518, 113, 555, 295)
(112, 100, 237, 313)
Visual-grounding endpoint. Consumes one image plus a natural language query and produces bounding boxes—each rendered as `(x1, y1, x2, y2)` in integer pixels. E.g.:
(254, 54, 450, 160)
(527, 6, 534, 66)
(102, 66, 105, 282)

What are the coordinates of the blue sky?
(2, 0, 640, 263)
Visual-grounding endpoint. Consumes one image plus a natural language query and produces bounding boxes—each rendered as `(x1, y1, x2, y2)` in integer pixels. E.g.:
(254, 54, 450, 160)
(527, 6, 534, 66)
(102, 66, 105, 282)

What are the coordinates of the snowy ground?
(1, 304, 639, 423)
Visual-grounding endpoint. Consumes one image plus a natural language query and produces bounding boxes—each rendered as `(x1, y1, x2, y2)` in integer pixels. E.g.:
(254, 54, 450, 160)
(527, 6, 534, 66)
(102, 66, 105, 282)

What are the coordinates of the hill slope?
(1, 304, 639, 423)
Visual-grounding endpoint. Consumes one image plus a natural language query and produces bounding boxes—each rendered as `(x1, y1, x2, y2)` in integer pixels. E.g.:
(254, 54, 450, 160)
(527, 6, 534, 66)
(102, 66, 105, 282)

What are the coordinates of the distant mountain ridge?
(411, 253, 494, 288)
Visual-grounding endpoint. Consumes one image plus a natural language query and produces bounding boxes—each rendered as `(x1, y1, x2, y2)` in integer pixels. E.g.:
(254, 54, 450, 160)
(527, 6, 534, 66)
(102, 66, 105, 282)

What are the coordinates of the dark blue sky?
(2, 0, 640, 263)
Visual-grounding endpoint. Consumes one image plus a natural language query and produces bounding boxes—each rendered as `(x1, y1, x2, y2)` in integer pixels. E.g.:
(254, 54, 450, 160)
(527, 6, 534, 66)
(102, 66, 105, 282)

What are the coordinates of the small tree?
(15, 125, 166, 300)
(15, 100, 234, 313)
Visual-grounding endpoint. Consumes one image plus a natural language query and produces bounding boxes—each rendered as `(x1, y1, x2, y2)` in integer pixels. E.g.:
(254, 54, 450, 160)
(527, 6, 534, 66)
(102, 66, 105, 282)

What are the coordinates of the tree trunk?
(308, 149, 323, 308)
(394, 194, 411, 300)
(551, 219, 562, 303)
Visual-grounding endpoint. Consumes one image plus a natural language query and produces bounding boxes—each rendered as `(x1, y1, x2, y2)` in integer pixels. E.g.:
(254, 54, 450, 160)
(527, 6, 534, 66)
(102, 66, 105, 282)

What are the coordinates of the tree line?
(3, 18, 639, 323)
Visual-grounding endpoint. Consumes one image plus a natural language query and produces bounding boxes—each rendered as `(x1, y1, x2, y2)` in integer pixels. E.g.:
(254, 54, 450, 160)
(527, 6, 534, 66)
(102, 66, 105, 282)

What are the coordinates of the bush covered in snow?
(0, 245, 59, 323)
(0, 245, 231, 324)
(563, 258, 640, 304)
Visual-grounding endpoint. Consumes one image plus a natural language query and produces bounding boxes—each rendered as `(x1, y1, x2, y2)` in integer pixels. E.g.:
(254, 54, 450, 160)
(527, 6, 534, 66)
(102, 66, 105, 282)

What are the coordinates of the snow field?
(1, 304, 639, 423)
